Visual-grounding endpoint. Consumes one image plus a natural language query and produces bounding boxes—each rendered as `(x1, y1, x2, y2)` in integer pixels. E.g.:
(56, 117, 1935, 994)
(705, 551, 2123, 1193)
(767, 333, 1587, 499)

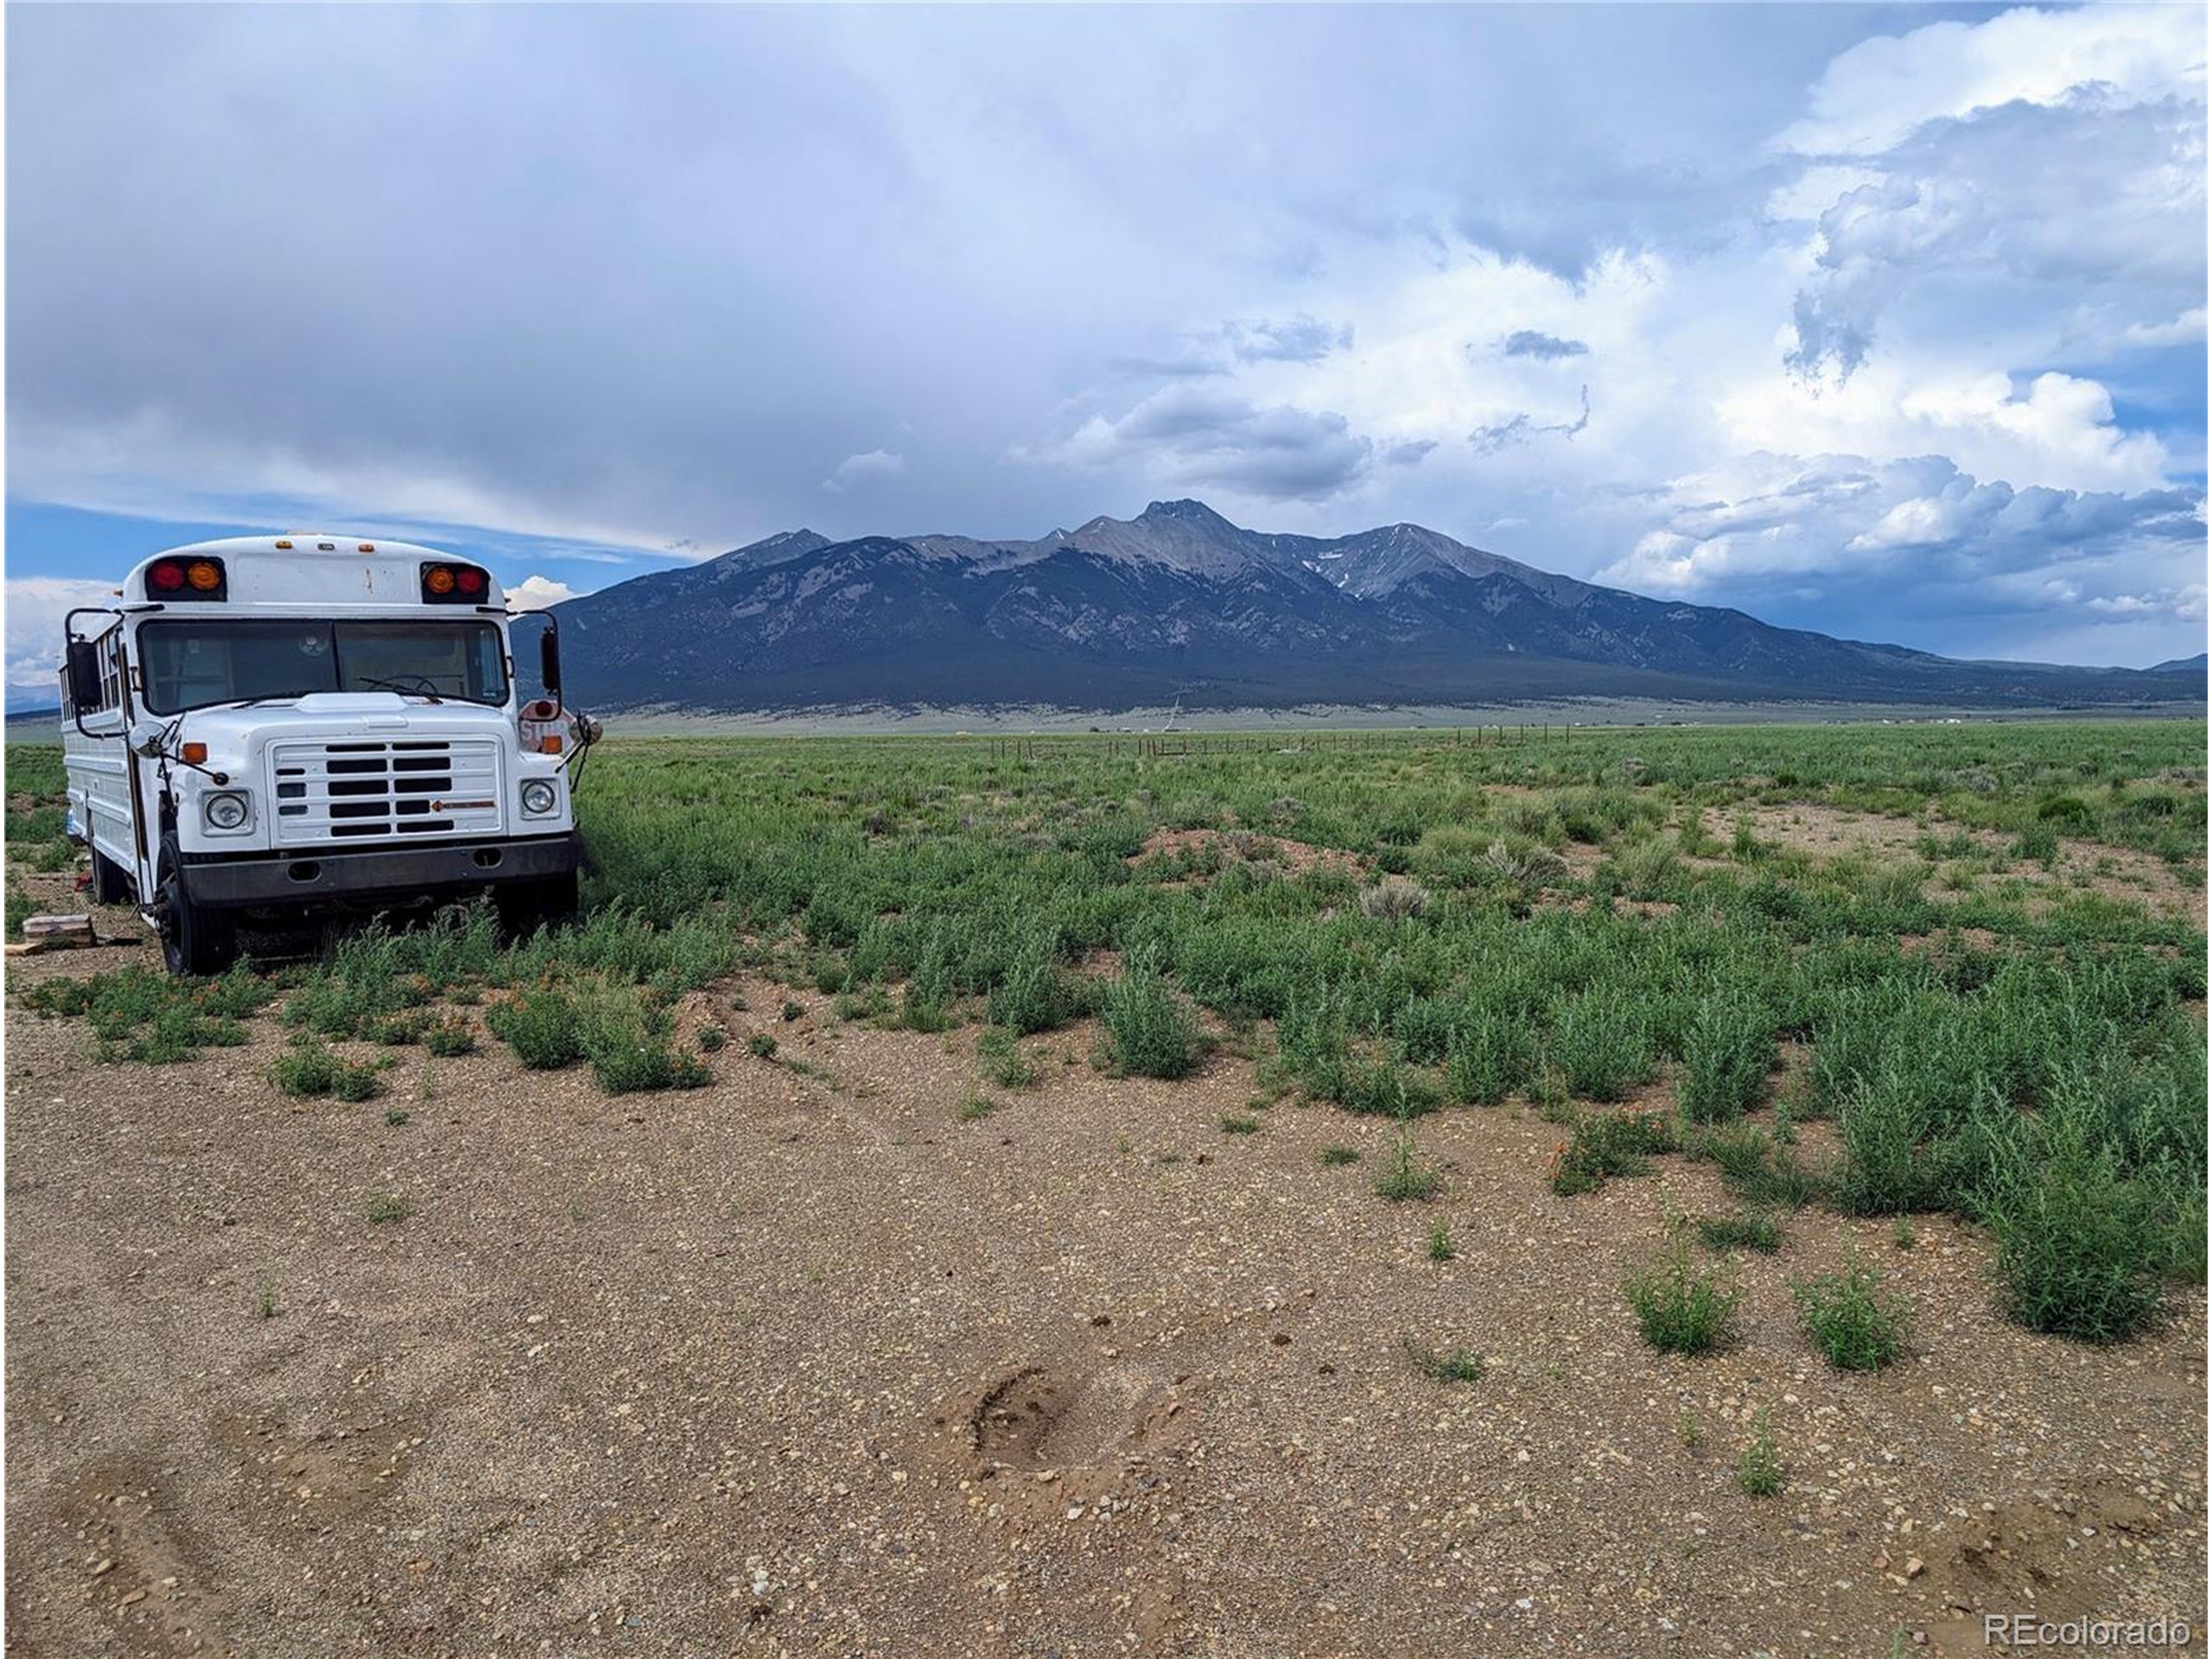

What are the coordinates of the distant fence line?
(984, 725, 1571, 763)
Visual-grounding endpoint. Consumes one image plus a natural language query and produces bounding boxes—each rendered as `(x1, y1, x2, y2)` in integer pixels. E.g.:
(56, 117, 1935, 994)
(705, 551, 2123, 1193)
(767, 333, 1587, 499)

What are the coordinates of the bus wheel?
(157, 855, 237, 977)
(88, 849, 131, 906)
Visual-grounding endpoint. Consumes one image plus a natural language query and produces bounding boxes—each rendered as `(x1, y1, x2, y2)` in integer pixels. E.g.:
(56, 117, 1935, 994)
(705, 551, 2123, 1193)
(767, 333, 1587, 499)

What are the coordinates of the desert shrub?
(1827, 1065, 1996, 1215)
(1980, 1109, 2169, 1342)
(271, 1039, 384, 1101)
(987, 929, 1083, 1033)
(1678, 993, 1777, 1123)
(1549, 1109, 1673, 1196)
(1373, 1129, 1440, 1201)
(286, 914, 496, 1037)
(22, 963, 270, 1061)
(1477, 836, 1569, 888)
(1334, 1058, 1446, 1118)
(1101, 950, 1200, 1079)
(976, 1026, 1039, 1089)
(1793, 1258, 1909, 1370)
(372, 1011, 429, 1046)
(1403, 1339, 1483, 1382)
(423, 1014, 478, 1057)
(1358, 875, 1430, 921)
(1547, 985, 1655, 1102)
(1445, 1008, 1535, 1104)
(486, 986, 587, 1069)
(579, 991, 710, 1094)
(1685, 1123, 1825, 1209)
(1624, 1236, 1739, 1355)
(1736, 1409, 1783, 1497)
(1696, 1212, 1781, 1254)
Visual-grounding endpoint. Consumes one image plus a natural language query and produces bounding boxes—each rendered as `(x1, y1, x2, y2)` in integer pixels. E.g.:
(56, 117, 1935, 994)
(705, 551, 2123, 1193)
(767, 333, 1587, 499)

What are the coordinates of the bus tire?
(88, 849, 131, 906)
(157, 844, 237, 977)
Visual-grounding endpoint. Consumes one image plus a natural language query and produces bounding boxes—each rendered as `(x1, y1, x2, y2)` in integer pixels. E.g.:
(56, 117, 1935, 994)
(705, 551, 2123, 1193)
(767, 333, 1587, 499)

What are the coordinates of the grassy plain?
(11, 720, 2209, 1340)
(3, 720, 2206, 1652)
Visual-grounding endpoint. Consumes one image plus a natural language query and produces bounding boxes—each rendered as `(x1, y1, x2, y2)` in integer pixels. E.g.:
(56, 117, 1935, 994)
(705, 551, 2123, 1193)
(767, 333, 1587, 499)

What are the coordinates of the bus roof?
(120, 536, 506, 610)
(151, 534, 454, 562)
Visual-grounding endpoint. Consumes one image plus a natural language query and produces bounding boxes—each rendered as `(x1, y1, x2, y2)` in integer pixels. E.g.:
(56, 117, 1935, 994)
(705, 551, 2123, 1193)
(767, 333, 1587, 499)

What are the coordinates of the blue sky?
(7, 3, 2206, 696)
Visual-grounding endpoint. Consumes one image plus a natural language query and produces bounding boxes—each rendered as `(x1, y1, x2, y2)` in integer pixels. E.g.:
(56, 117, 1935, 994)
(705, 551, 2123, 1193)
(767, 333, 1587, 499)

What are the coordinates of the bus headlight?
(202, 791, 251, 832)
(519, 779, 559, 817)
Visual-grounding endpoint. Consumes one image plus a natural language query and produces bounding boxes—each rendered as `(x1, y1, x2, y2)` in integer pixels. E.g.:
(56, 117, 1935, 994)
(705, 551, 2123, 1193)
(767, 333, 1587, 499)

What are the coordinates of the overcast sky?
(6, 2, 2206, 691)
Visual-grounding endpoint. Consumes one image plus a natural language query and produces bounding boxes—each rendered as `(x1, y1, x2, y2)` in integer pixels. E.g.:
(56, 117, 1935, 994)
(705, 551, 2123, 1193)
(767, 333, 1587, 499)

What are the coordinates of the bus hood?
(159, 694, 520, 751)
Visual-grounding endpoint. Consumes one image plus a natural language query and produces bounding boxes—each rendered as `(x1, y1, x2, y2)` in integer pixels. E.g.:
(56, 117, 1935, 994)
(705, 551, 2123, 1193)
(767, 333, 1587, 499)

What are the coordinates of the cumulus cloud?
(6, 576, 122, 692)
(1776, 10, 2205, 381)
(1039, 385, 1372, 502)
(1716, 366, 2174, 499)
(2122, 308, 2209, 348)
(1596, 453, 2204, 648)
(822, 450, 906, 493)
(505, 574, 579, 610)
(1498, 330, 1588, 360)
(1777, 3, 2205, 157)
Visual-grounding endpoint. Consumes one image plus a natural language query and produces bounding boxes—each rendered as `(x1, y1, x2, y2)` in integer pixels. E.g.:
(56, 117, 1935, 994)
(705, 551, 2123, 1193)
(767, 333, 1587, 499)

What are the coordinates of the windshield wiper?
(182, 694, 298, 715)
(358, 676, 445, 702)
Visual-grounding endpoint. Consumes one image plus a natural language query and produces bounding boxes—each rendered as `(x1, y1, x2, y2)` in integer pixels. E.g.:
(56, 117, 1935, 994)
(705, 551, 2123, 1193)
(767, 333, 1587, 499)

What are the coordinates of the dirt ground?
(1742, 803, 2207, 931)
(3, 893, 2206, 1657)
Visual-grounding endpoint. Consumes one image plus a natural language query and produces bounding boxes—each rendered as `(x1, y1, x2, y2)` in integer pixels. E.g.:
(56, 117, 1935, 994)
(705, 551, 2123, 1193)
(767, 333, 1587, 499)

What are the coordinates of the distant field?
(6, 720, 2205, 1653)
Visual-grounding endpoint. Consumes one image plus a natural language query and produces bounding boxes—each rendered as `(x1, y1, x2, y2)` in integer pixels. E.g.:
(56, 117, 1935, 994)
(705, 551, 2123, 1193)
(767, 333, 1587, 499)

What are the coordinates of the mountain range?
(554, 499, 2208, 713)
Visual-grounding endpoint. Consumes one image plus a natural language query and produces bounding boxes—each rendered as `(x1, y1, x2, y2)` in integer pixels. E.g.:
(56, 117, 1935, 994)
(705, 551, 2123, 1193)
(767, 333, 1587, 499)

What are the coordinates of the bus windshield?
(138, 620, 509, 715)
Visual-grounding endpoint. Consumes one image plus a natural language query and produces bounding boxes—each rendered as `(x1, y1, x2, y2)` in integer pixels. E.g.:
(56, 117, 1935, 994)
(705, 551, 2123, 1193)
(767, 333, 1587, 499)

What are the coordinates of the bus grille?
(267, 739, 503, 844)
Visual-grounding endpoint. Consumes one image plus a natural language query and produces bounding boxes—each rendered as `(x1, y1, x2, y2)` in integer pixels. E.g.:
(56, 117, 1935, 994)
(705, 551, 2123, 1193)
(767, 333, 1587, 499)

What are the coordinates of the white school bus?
(60, 535, 593, 974)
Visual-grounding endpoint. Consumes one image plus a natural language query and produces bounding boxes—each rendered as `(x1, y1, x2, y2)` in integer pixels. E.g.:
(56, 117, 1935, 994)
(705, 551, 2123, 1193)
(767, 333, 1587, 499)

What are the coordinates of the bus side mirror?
(65, 640, 99, 711)
(538, 629, 563, 696)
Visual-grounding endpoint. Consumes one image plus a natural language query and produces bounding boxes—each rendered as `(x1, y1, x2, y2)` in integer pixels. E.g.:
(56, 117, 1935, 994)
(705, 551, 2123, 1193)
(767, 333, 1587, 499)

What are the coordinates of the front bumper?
(177, 833, 580, 909)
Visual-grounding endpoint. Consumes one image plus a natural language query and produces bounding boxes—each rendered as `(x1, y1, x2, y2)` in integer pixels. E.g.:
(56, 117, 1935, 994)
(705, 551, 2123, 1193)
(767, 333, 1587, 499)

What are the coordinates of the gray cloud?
(1225, 316, 1354, 365)
(1048, 386, 1373, 503)
(1599, 454, 2206, 651)
(823, 449, 906, 493)
(1498, 330, 1589, 361)
(1469, 387, 1592, 454)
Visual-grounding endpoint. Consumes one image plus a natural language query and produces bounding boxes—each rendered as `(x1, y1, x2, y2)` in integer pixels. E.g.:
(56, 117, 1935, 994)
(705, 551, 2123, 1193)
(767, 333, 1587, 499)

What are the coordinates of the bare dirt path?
(5, 949, 2204, 1657)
